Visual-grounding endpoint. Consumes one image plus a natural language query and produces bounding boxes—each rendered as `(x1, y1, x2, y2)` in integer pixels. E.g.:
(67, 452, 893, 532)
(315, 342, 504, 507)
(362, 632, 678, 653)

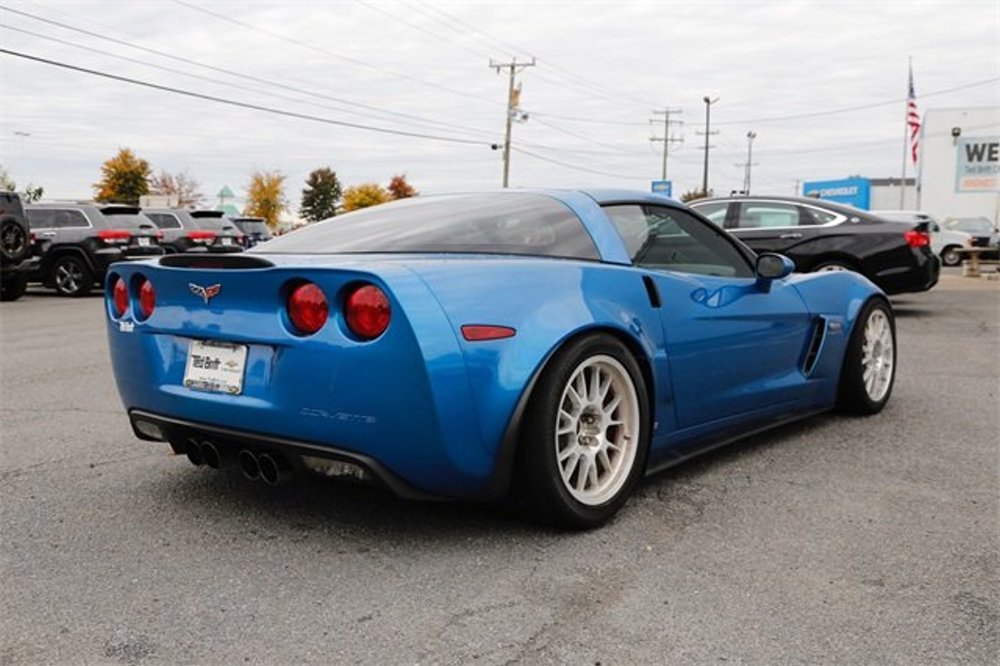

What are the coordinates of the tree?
(244, 170, 288, 228)
(299, 167, 342, 222)
(341, 183, 390, 212)
(93, 148, 151, 205)
(680, 188, 711, 203)
(1, 166, 44, 202)
(387, 174, 417, 200)
(149, 169, 205, 208)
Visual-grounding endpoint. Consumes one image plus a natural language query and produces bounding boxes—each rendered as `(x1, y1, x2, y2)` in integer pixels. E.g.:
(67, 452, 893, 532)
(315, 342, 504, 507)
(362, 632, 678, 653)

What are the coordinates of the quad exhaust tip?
(238, 449, 261, 481)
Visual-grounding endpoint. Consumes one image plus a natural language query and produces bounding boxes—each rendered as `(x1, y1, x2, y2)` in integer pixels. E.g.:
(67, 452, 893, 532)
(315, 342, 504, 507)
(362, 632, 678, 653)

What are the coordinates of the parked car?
(231, 217, 272, 248)
(872, 210, 974, 266)
(106, 190, 896, 527)
(189, 211, 244, 252)
(943, 216, 999, 259)
(690, 196, 939, 294)
(25, 203, 164, 297)
(0, 192, 40, 301)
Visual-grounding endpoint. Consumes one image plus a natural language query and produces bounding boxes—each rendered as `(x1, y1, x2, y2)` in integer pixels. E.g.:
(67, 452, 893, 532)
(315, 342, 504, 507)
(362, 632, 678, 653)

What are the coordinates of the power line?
(0, 48, 492, 147)
(491, 58, 536, 187)
(0, 5, 494, 137)
(650, 108, 684, 179)
(511, 147, 648, 180)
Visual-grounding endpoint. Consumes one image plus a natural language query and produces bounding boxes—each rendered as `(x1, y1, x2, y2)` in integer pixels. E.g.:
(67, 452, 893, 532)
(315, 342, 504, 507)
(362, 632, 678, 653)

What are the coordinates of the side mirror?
(755, 253, 795, 281)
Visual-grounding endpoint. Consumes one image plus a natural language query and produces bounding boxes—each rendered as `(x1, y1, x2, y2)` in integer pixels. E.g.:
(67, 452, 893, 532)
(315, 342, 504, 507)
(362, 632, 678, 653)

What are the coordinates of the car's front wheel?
(51, 255, 92, 297)
(838, 298, 896, 415)
(520, 334, 649, 528)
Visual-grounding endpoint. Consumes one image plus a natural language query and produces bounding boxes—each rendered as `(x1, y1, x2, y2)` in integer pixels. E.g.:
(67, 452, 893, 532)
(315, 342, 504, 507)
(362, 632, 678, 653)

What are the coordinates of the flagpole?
(900, 56, 911, 208)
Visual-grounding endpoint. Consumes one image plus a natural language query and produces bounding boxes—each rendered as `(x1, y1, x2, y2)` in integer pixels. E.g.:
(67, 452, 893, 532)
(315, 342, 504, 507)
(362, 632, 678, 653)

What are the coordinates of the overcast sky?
(1, 0, 997, 213)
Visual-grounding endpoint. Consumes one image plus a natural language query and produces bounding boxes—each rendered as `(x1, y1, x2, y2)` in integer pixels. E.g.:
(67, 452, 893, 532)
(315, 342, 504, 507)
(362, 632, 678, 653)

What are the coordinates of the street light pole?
(701, 96, 720, 194)
(745, 131, 757, 194)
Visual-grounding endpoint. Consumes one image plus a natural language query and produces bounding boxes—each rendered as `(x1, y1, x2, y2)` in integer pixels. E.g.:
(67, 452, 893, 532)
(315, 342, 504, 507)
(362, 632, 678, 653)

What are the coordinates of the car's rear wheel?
(0, 274, 28, 301)
(520, 334, 649, 528)
(814, 260, 855, 272)
(838, 298, 896, 415)
(52, 256, 92, 297)
(0, 220, 29, 263)
(940, 245, 962, 267)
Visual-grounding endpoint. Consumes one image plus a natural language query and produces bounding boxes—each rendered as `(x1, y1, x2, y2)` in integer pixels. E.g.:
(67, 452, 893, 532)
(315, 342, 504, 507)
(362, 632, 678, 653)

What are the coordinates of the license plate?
(221, 237, 232, 246)
(138, 237, 150, 246)
(183, 340, 247, 395)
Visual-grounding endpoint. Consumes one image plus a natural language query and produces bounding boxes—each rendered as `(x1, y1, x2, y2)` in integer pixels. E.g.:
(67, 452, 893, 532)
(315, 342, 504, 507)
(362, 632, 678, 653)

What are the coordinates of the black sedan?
(689, 195, 939, 295)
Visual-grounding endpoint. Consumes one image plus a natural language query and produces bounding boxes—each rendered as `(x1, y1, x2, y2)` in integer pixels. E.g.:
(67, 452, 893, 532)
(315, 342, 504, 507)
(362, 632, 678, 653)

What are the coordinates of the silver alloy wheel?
(55, 261, 83, 294)
(942, 248, 960, 266)
(861, 309, 894, 402)
(554, 354, 640, 506)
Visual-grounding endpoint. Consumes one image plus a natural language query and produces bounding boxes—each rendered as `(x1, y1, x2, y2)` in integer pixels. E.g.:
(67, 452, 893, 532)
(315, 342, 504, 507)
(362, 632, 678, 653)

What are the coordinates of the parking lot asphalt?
(1, 273, 997, 665)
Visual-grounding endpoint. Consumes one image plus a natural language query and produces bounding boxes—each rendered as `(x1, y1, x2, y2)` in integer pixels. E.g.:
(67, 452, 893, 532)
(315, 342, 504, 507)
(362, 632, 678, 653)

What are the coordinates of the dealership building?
(803, 106, 1000, 223)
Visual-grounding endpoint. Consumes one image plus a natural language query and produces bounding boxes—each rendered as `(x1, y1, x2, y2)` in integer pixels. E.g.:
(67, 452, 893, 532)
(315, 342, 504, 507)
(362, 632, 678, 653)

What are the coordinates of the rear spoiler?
(160, 254, 274, 269)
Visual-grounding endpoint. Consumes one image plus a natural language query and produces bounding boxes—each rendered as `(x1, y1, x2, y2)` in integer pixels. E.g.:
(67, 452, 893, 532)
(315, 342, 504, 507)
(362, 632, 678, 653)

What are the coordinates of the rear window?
(193, 216, 237, 232)
(102, 211, 157, 230)
(147, 213, 182, 229)
(235, 220, 270, 235)
(254, 193, 599, 260)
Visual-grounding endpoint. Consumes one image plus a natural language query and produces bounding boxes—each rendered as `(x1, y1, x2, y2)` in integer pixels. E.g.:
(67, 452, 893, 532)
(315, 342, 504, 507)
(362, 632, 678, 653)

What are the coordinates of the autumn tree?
(341, 183, 390, 212)
(680, 188, 711, 203)
(387, 174, 417, 200)
(149, 169, 205, 208)
(244, 170, 288, 228)
(299, 167, 342, 222)
(93, 148, 151, 205)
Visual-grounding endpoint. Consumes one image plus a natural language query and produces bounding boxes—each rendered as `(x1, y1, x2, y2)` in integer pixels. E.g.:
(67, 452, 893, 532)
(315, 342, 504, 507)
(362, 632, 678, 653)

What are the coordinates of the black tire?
(940, 246, 962, 267)
(519, 333, 650, 529)
(837, 298, 896, 415)
(51, 255, 93, 297)
(0, 274, 28, 301)
(0, 219, 29, 264)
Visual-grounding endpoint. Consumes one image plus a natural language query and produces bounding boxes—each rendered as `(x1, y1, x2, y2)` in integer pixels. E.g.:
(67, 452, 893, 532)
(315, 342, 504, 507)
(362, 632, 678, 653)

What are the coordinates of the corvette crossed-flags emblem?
(189, 283, 222, 304)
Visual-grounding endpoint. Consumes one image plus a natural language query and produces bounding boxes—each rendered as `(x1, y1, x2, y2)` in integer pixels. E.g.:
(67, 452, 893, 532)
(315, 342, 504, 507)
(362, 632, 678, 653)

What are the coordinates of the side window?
(604, 204, 753, 278)
(57, 210, 90, 228)
(26, 209, 56, 228)
(692, 201, 728, 227)
(736, 202, 800, 229)
(801, 206, 839, 226)
(147, 213, 182, 229)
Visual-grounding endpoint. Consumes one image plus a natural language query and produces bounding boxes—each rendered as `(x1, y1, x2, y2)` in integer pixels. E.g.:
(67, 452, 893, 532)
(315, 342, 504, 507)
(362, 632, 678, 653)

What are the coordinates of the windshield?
(254, 193, 600, 260)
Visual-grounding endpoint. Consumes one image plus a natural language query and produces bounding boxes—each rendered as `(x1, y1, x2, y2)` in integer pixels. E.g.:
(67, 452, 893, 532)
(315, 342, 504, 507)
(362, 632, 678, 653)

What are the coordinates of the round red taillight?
(287, 282, 329, 335)
(139, 278, 156, 320)
(345, 284, 390, 340)
(112, 277, 128, 317)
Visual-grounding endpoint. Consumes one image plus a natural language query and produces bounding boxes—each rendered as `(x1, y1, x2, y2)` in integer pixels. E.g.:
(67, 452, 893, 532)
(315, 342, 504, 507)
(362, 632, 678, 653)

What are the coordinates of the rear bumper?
(874, 251, 939, 295)
(129, 409, 441, 500)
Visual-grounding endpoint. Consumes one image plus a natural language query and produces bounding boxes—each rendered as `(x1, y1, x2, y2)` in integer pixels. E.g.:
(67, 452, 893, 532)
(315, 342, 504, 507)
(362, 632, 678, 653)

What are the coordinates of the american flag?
(907, 65, 921, 165)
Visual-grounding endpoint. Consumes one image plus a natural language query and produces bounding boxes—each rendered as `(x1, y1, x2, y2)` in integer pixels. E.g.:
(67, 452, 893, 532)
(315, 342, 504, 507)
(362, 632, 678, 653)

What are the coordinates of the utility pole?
(490, 57, 535, 188)
(735, 131, 758, 194)
(699, 96, 720, 195)
(649, 108, 683, 180)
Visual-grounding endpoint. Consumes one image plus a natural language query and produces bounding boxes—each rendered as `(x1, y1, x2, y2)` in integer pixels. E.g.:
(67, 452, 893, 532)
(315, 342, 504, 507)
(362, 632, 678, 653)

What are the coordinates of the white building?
(919, 106, 1000, 223)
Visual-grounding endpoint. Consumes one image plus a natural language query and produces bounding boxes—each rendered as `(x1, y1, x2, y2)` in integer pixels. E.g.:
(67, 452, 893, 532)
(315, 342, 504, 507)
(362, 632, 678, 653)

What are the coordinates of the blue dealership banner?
(651, 180, 672, 197)
(802, 177, 870, 209)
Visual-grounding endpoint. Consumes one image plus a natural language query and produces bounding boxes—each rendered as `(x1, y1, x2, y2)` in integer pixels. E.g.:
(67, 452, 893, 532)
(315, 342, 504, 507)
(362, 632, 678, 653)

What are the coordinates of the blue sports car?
(106, 190, 897, 527)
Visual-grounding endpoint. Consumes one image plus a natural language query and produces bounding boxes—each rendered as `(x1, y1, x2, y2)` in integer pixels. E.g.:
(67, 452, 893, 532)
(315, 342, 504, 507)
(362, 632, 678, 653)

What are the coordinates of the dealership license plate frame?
(183, 339, 248, 395)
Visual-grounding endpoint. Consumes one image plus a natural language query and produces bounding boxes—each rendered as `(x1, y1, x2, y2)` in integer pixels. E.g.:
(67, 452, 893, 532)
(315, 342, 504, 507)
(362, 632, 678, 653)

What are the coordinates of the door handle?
(779, 232, 802, 239)
(41, 231, 57, 237)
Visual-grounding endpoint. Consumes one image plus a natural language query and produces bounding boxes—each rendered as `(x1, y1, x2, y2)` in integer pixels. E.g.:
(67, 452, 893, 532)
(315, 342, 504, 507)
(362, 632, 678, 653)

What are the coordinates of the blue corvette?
(106, 190, 897, 527)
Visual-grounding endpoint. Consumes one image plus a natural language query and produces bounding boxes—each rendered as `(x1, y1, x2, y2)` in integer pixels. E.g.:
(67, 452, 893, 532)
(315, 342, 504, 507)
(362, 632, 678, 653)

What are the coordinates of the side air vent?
(802, 317, 826, 376)
(641, 275, 661, 308)
(159, 254, 274, 269)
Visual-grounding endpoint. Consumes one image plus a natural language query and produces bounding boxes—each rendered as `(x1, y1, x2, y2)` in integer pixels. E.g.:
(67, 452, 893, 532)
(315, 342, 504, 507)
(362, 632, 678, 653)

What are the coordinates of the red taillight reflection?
(112, 277, 128, 317)
(904, 230, 930, 248)
(139, 279, 156, 319)
(345, 284, 390, 340)
(287, 282, 329, 335)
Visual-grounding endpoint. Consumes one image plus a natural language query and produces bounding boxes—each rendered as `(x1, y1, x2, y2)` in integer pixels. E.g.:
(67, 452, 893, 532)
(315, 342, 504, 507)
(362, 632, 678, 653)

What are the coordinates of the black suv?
(1, 192, 41, 301)
(231, 216, 272, 248)
(144, 208, 244, 253)
(25, 203, 164, 297)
